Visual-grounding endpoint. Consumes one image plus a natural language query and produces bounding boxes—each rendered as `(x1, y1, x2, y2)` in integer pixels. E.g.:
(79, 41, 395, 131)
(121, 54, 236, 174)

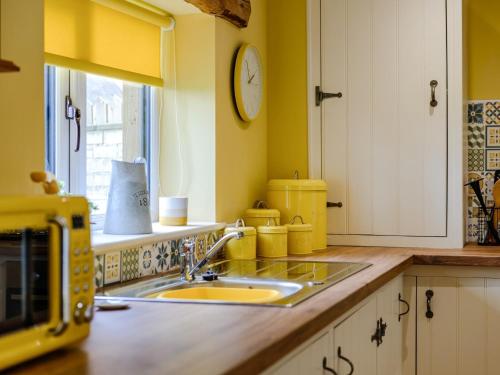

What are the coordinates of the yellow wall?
(267, 0, 309, 180)
(0, 0, 44, 195)
(160, 14, 216, 221)
(467, 0, 500, 99)
(214, 0, 268, 222)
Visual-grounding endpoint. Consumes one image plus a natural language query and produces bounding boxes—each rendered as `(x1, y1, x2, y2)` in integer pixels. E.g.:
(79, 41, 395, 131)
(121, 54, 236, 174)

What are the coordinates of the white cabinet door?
(333, 298, 377, 375)
(272, 331, 332, 375)
(377, 276, 403, 375)
(416, 277, 492, 375)
(402, 276, 416, 375)
(321, 0, 447, 238)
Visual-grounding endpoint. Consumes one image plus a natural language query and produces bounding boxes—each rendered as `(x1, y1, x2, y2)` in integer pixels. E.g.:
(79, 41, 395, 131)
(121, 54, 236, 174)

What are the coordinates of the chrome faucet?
(180, 231, 244, 281)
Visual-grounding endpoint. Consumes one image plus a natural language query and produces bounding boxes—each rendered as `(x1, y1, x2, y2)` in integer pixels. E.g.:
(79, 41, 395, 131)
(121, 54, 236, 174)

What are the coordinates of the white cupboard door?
(402, 276, 416, 375)
(417, 277, 458, 375)
(377, 276, 403, 375)
(486, 279, 500, 375)
(333, 299, 377, 375)
(273, 332, 332, 375)
(321, 0, 447, 237)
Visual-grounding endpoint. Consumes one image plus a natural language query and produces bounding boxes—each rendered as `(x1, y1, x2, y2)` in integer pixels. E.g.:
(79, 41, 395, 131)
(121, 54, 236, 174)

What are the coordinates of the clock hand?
(248, 72, 256, 84)
(245, 60, 251, 79)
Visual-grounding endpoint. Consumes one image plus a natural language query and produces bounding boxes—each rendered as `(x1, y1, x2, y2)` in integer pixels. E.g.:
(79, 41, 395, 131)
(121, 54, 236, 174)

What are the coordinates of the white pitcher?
(103, 160, 152, 234)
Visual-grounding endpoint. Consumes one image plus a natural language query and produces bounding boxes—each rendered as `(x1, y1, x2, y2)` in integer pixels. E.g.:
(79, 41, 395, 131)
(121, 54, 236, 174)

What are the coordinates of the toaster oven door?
(0, 212, 64, 336)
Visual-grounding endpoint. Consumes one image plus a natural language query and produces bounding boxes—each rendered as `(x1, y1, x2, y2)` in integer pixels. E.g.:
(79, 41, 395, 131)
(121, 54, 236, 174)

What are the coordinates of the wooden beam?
(185, 0, 251, 28)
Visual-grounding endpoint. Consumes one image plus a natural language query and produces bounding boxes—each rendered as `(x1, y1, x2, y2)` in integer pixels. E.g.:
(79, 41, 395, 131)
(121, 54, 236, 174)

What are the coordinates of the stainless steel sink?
(100, 259, 370, 307)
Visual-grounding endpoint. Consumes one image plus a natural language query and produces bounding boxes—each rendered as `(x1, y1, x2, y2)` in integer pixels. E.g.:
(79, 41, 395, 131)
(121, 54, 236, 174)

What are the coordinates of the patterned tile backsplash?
(94, 230, 222, 289)
(467, 100, 500, 242)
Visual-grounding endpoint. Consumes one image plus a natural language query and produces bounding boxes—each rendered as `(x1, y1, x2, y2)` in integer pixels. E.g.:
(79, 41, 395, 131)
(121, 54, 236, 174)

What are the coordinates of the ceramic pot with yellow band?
(257, 218, 288, 258)
(286, 215, 313, 255)
(243, 200, 280, 228)
(224, 219, 256, 260)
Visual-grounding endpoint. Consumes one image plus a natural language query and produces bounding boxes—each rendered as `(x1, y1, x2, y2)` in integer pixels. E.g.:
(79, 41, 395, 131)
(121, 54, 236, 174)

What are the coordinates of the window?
(45, 66, 158, 227)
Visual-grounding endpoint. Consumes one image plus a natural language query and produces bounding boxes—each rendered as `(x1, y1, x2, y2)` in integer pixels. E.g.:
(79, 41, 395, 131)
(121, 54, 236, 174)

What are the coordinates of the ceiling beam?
(185, 0, 251, 28)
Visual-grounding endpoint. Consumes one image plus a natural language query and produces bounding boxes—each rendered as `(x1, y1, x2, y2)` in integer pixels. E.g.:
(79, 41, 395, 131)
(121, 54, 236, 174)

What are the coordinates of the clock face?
(234, 44, 263, 122)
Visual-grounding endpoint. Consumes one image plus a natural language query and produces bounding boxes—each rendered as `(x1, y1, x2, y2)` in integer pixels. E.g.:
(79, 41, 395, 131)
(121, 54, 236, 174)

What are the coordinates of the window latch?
(65, 95, 81, 152)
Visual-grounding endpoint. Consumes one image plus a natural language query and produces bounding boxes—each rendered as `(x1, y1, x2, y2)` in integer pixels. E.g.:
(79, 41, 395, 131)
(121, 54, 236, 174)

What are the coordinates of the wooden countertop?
(10, 245, 500, 375)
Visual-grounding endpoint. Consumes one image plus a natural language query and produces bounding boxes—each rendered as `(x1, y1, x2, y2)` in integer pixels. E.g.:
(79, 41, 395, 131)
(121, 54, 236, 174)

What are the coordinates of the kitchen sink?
(100, 259, 370, 307)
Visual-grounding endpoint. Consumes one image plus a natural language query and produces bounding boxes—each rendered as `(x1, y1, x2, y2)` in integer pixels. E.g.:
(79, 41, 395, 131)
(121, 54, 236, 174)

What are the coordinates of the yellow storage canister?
(286, 216, 313, 255)
(224, 219, 256, 260)
(267, 179, 327, 251)
(257, 219, 288, 258)
(243, 200, 280, 228)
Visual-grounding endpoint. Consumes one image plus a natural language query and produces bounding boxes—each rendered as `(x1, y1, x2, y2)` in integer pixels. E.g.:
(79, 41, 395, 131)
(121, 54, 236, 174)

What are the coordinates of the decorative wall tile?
(468, 124, 485, 149)
(486, 149, 500, 171)
(485, 101, 500, 125)
(468, 149, 485, 171)
(121, 248, 139, 282)
(153, 241, 172, 273)
(139, 244, 155, 277)
(486, 125, 500, 147)
(467, 172, 483, 196)
(468, 103, 484, 124)
(94, 255, 104, 288)
(104, 251, 121, 284)
(94, 230, 223, 287)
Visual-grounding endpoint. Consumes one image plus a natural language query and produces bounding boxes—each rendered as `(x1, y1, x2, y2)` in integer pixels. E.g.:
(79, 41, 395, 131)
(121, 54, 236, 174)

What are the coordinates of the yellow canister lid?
(257, 218, 288, 234)
(286, 216, 312, 232)
(225, 226, 256, 236)
(267, 179, 327, 191)
(244, 208, 280, 218)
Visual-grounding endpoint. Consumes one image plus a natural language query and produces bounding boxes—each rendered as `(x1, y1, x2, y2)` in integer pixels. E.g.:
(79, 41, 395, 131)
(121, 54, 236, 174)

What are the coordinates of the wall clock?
(234, 43, 263, 122)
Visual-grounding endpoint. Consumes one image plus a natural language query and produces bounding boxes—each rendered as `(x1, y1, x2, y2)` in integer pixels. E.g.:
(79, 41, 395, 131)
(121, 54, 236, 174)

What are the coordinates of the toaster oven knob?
(84, 303, 94, 322)
(74, 301, 86, 325)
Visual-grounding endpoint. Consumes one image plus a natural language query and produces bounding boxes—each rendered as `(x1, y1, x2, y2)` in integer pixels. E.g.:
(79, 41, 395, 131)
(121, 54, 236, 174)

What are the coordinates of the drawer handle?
(426, 289, 434, 319)
(322, 357, 338, 375)
(337, 347, 354, 375)
(398, 293, 410, 321)
(430, 80, 438, 107)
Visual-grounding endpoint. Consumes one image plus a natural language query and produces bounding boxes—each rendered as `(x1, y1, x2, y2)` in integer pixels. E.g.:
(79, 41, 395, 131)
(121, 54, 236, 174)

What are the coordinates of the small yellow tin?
(243, 200, 281, 228)
(286, 215, 313, 255)
(257, 218, 288, 258)
(224, 219, 256, 260)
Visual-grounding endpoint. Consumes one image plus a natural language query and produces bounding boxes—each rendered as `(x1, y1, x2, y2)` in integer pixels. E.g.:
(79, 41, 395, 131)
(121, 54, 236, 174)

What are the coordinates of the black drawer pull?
(398, 293, 410, 321)
(337, 347, 354, 375)
(426, 289, 434, 319)
(322, 357, 338, 375)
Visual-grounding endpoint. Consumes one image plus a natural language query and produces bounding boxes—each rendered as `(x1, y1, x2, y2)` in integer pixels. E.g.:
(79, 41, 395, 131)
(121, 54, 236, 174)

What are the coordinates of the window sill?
(92, 222, 225, 255)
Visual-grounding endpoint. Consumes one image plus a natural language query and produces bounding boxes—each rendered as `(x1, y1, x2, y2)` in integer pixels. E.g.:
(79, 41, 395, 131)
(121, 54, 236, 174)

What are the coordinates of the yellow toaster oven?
(0, 196, 93, 371)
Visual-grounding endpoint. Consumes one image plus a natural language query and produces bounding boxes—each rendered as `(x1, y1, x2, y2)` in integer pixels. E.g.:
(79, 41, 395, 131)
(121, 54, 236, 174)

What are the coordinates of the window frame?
(45, 66, 160, 229)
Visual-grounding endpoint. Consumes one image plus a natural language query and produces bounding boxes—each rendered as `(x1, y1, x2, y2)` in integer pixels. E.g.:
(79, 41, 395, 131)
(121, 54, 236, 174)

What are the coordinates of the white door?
(272, 332, 332, 375)
(321, 0, 448, 239)
(333, 298, 377, 375)
(377, 276, 403, 375)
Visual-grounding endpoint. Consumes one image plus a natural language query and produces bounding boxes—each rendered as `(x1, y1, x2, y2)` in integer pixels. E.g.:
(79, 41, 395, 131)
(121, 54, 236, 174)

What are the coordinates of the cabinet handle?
(337, 347, 354, 375)
(322, 357, 338, 375)
(425, 289, 434, 319)
(430, 80, 438, 107)
(371, 319, 382, 346)
(398, 293, 410, 321)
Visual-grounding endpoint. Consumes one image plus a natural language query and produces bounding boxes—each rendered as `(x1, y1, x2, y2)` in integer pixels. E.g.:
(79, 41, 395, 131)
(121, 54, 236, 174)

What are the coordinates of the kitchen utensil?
(465, 178, 500, 244)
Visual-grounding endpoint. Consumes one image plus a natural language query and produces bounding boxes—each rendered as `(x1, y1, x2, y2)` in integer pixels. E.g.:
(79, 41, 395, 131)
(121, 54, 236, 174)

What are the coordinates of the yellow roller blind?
(45, 0, 172, 87)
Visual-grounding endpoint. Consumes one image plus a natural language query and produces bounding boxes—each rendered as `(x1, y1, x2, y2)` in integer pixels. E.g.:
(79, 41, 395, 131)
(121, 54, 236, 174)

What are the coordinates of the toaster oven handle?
(48, 216, 71, 336)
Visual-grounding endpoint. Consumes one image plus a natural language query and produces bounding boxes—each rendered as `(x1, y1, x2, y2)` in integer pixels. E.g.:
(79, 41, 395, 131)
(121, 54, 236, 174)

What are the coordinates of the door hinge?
(315, 86, 342, 106)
